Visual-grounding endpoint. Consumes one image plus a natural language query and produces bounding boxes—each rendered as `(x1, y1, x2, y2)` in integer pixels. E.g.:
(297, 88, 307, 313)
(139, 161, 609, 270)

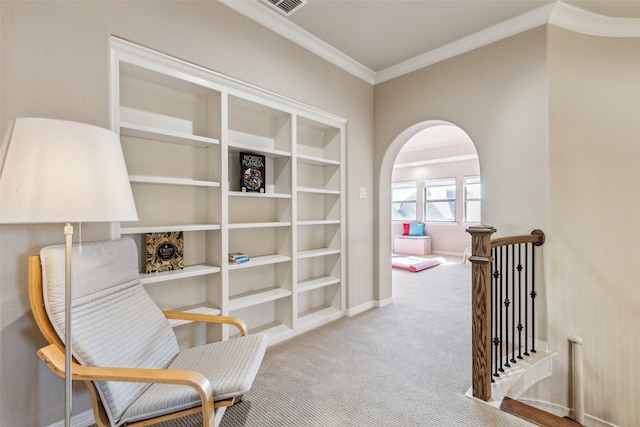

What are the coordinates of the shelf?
(296, 306, 343, 330)
(228, 191, 291, 199)
(121, 224, 221, 234)
(121, 122, 220, 147)
(297, 153, 340, 166)
(297, 275, 341, 293)
(228, 287, 292, 311)
(130, 175, 220, 188)
(297, 248, 341, 259)
(227, 222, 292, 229)
(114, 40, 344, 351)
(140, 264, 221, 285)
(228, 143, 291, 159)
(166, 304, 222, 328)
(297, 186, 340, 195)
(298, 220, 341, 226)
(227, 254, 292, 270)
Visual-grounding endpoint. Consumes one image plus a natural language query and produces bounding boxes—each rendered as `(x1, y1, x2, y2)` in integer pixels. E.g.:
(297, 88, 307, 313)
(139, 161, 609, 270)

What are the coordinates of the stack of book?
(229, 252, 250, 264)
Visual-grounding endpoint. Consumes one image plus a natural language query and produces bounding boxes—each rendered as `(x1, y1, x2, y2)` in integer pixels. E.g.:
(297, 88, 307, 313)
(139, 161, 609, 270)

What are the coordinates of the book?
(240, 151, 265, 193)
(145, 231, 184, 273)
(230, 257, 250, 265)
(229, 252, 249, 262)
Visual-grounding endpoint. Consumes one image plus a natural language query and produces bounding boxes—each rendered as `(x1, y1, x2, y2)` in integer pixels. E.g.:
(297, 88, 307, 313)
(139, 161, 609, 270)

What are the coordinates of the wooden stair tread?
(500, 397, 583, 427)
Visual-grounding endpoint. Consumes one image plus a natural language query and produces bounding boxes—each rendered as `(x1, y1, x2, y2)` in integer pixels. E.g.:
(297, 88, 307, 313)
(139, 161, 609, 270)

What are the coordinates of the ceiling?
(221, 0, 640, 84)
(220, 0, 640, 158)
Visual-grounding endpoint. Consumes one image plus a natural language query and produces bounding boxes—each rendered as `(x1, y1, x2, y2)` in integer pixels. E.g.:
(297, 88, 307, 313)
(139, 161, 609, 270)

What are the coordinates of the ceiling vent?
(261, 0, 308, 16)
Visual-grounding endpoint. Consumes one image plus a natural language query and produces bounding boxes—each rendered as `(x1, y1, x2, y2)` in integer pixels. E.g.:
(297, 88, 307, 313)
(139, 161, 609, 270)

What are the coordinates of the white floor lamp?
(0, 118, 138, 427)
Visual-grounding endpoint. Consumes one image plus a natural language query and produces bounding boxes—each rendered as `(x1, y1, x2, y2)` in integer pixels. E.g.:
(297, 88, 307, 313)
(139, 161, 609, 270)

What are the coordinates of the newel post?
(466, 225, 497, 401)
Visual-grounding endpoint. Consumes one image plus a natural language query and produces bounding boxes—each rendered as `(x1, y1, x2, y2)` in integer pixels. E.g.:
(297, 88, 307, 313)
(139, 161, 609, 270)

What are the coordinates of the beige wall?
(374, 27, 549, 302)
(528, 26, 639, 426)
(0, 2, 374, 425)
(376, 23, 639, 425)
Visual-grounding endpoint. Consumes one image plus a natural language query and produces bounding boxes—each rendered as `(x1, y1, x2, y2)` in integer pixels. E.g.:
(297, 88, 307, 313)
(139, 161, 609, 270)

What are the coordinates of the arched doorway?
(375, 120, 479, 302)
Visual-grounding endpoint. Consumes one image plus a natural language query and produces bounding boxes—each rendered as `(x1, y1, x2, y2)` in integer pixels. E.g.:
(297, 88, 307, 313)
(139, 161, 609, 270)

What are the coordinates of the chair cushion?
(120, 332, 269, 425)
(40, 238, 180, 426)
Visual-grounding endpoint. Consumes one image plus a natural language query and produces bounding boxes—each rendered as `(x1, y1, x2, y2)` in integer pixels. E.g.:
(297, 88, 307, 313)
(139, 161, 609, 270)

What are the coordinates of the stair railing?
(466, 226, 545, 401)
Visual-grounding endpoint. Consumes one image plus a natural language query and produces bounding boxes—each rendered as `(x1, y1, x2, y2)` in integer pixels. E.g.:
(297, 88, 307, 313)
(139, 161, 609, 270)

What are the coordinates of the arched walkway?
(375, 120, 478, 303)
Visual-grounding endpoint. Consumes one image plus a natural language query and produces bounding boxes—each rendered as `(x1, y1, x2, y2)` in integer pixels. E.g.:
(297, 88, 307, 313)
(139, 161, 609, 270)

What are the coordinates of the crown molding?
(219, 0, 640, 86)
(550, 1, 640, 38)
(394, 154, 479, 169)
(375, 2, 555, 84)
(219, 0, 376, 84)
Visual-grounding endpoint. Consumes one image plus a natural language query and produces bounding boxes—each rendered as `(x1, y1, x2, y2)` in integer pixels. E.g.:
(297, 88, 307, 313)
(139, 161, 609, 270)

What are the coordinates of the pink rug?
(392, 256, 441, 272)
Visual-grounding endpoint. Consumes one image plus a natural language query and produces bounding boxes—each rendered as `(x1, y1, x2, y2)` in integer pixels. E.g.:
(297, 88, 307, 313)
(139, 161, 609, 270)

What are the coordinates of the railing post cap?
(466, 225, 497, 234)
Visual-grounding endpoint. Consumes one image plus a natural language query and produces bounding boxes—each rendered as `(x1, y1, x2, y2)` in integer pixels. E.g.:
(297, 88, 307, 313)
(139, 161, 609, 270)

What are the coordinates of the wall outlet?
(359, 187, 367, 199)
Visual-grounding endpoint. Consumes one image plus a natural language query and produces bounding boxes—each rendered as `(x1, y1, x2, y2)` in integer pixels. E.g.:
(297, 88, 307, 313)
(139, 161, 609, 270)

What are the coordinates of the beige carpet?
(95, 256, 535, 426)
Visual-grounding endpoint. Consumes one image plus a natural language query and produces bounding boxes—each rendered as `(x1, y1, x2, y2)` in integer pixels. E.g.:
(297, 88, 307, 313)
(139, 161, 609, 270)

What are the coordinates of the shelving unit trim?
(121, 224, 221, 234)
(297, 186, 341, 195)
(227, 254, 292, 270)
(297, 220, 341, 226)
(297, 248, 341, 259)
(228, 287, 293, 311)
(120, 122, 220, 147)
(297, 154, 340, 166)
(129, 175, 221, 188)
(297, 276, 341, 292)
(227, 222, 292, 229)
(228, 191, 291, 199)
(140, 264, 221, 284)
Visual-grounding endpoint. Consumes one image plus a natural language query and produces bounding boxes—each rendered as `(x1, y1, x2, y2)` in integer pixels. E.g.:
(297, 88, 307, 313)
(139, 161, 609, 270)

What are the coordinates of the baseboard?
(375, 296, 393, 308)
(46, 409, 95, 427)
(518, 398, 620, 427)
(346, 297, 393, 317)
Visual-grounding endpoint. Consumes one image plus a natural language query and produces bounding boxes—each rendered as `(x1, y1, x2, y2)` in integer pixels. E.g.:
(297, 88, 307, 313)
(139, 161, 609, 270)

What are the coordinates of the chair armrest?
(162, 311, 248, 336)
(36, 344, 214, 406)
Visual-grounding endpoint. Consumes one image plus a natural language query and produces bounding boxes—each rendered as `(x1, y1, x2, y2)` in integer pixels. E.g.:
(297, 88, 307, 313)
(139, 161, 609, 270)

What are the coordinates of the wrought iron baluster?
(510, 244, 517, 364)
(517, 243, 523, 360)
(498, 246, 504, 373)
(524, 243, 530, 357)
(504, 245, 511, 368)
(530, 242, 537, 353)
(492, 247, 500, 378)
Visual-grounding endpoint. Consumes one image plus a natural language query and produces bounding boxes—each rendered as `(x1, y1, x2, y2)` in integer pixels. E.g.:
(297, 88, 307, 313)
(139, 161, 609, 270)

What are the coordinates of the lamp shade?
(0, 118, 138, 223)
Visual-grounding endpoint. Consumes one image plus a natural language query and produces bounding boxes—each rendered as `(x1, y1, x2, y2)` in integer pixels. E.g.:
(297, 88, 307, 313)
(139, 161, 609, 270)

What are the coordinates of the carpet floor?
(96, 256, 536, 426)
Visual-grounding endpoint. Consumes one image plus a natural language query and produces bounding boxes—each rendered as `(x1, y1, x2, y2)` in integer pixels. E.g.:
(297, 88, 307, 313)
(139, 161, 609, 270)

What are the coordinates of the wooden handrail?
(491, 229, 545, 249)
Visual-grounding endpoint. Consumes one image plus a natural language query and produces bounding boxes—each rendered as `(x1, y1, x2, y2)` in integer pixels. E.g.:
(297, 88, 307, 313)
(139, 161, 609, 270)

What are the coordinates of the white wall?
(0, 2, 374, 425)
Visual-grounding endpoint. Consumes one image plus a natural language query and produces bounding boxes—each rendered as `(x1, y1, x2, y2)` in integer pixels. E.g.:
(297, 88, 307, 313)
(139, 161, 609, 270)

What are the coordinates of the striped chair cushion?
(41, 238, 180, 426)
(120, 333, 269, 425)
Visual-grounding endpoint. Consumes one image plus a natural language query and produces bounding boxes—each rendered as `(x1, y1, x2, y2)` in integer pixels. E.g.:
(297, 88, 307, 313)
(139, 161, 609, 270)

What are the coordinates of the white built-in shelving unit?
(110, 37, 345, 346)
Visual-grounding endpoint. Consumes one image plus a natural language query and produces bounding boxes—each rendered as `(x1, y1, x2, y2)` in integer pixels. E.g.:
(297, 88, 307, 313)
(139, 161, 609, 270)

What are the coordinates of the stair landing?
(466, 349, 556, 407)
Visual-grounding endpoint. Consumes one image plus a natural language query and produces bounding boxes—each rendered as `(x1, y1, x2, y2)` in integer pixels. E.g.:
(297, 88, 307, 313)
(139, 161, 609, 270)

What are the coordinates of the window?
(424, 178, 456, 222)
(392, 181, 417, 221)
(464, 176, 481, 223)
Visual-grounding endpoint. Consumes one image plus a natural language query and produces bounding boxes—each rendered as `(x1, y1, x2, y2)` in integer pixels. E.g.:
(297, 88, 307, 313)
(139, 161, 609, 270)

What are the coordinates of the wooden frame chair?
(29, 238, 268, 427)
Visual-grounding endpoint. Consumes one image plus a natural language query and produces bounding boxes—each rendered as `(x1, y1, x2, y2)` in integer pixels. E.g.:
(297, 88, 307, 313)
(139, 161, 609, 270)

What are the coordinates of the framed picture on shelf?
(240, 151, 265, 193)
(145, 231, 184, 273)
